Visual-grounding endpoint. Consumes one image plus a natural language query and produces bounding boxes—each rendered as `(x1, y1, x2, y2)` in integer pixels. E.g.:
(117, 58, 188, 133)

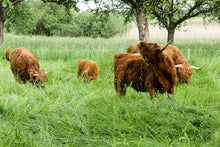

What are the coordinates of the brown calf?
(114, 41, 177, 99)
(5, 47, 49, 87)
(77, 59, 99, 81)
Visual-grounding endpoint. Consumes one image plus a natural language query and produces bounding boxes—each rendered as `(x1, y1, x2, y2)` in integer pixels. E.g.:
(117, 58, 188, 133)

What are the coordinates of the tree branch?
(122, 0, 138, 9)
(43, 0, 63, 4)
(4, 0, 24, 18)
(12, 0, 24, 6)
(152, 11, 169, 29)
(173, 1, 204, 28)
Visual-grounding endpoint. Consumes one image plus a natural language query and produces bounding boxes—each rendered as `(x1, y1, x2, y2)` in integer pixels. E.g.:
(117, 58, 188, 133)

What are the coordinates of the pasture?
(0, 34, 220, 146)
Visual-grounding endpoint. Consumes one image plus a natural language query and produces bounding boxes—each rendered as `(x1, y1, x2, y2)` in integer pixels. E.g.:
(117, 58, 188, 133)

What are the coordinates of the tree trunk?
(0, 20, 4, 44)
(0, 0, 5, 44)
(167, 28, 175, 44)
(136, 7, 149, 42)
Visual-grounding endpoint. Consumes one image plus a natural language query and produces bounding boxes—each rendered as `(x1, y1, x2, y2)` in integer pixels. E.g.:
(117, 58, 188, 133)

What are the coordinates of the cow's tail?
(5, 46, 11, 61)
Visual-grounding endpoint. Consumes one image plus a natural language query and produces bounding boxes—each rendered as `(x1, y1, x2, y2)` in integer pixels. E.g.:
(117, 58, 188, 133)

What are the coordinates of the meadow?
(0, 34, 220, 146)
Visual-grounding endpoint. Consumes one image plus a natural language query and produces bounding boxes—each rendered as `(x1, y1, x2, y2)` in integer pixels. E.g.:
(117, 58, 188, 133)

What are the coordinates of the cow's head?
(137, 40, 171, 62)
(30, 70, 50, 88)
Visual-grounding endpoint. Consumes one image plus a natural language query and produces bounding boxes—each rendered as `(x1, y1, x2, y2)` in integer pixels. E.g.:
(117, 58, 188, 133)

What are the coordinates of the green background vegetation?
(0, 34, 219, 146)
(5, 0, 128, 38)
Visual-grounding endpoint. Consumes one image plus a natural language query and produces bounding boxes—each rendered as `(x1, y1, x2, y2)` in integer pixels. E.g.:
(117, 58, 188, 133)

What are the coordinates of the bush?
(5, 0, 128, 38)
(70, 11, 126, 38)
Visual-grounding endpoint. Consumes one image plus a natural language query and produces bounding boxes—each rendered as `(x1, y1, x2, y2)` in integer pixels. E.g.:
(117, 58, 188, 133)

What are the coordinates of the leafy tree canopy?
(43, 0, 80, 11)
(151, 0, 219, 29)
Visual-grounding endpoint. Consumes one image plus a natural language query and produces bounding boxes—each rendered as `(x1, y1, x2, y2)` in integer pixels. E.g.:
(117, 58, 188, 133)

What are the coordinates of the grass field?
(0, 34, 220, 146)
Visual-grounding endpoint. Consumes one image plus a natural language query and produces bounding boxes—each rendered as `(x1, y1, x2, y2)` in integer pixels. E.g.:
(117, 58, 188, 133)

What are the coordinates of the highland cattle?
(159, 44, 206, 83)
(77, 59, 99, 81)
(126, 43, 205, 83)
(114, 41, 177, 100)
(5, 47, 49, 87)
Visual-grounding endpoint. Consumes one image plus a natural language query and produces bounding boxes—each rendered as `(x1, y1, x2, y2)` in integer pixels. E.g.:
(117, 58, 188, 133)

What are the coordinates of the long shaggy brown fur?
(127, 43, 205, 83)
(77, 59, 99, 81)
(5, 47, 48, 87)
(159, 44, 207, 83)
(114, 53, 150, 96)
(159, 45, 192, 83)
(138, 41, 177, 96)
(127, 44, 140, 54)
(114, 42, 177, 99)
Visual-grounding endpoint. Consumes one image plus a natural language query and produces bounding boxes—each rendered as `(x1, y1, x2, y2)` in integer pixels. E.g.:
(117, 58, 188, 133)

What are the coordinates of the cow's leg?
(148, 88, 157, 102)
(12, 69, 20, 82)
(82, 71, 88, 81)
(114, 76, 126, 96)
(114, 76, 119, 93)
(167, 86, 175, 100)
(77, 68, 82, 78)
(17, 74, 27, 84)
(119, 81, 126, 96)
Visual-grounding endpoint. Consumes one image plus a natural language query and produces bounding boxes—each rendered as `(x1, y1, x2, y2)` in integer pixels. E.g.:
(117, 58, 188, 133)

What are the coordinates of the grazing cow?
(5, 47, 49, 87)
(127, 43, 206, 83)
(159, 44, 206, 83)
(114, 41, 177, 100)
(77, 59, 99, 81)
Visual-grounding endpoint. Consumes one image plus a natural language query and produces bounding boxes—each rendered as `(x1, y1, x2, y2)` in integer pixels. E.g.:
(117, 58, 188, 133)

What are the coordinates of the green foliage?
(5, 0, 42, 35)
(150, 0, 219, 29)
(69, 11, 127, 38)
(44, 0, 79, 11)
(145, 0, 220, 43)
(212, 0, 220, 21)
(3, 0, 13, 8)
(35, 2, 72, 36)
(5, 0, 128, 38)
(0, 34, 220, 146)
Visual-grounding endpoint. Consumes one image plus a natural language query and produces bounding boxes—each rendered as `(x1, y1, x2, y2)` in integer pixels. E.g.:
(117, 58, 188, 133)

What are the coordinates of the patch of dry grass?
(117, 18, 220, 40)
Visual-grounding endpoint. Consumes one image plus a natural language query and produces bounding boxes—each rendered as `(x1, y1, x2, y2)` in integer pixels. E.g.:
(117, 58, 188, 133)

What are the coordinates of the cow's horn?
(160, 39, 172, 51)
(191, 63, 206, 70)
(175, 64, 182, 68)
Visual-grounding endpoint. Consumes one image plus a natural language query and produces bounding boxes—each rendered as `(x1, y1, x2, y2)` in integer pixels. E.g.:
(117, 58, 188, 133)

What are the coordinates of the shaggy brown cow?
(127, 43, 206, 83)
(114, 41, 177, 100)
(127, 44, 140, 54)
(77, 59, 99, 81)
(5, 47, 49, 87)
(159, 44, 206, 83)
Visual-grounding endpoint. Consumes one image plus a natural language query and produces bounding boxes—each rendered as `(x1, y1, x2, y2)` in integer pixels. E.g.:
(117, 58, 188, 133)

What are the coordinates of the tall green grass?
(0, 34, 220, 146)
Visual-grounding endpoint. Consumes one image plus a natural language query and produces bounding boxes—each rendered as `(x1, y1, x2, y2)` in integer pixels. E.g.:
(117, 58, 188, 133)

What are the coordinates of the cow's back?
(9, 48, 39, 82)
(160, 45, 188, 65)
(77, 59, 99, 81)
(86, 60, 99, 78)
(127, 44, 139, 54)
(113, 53, 156, 92)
